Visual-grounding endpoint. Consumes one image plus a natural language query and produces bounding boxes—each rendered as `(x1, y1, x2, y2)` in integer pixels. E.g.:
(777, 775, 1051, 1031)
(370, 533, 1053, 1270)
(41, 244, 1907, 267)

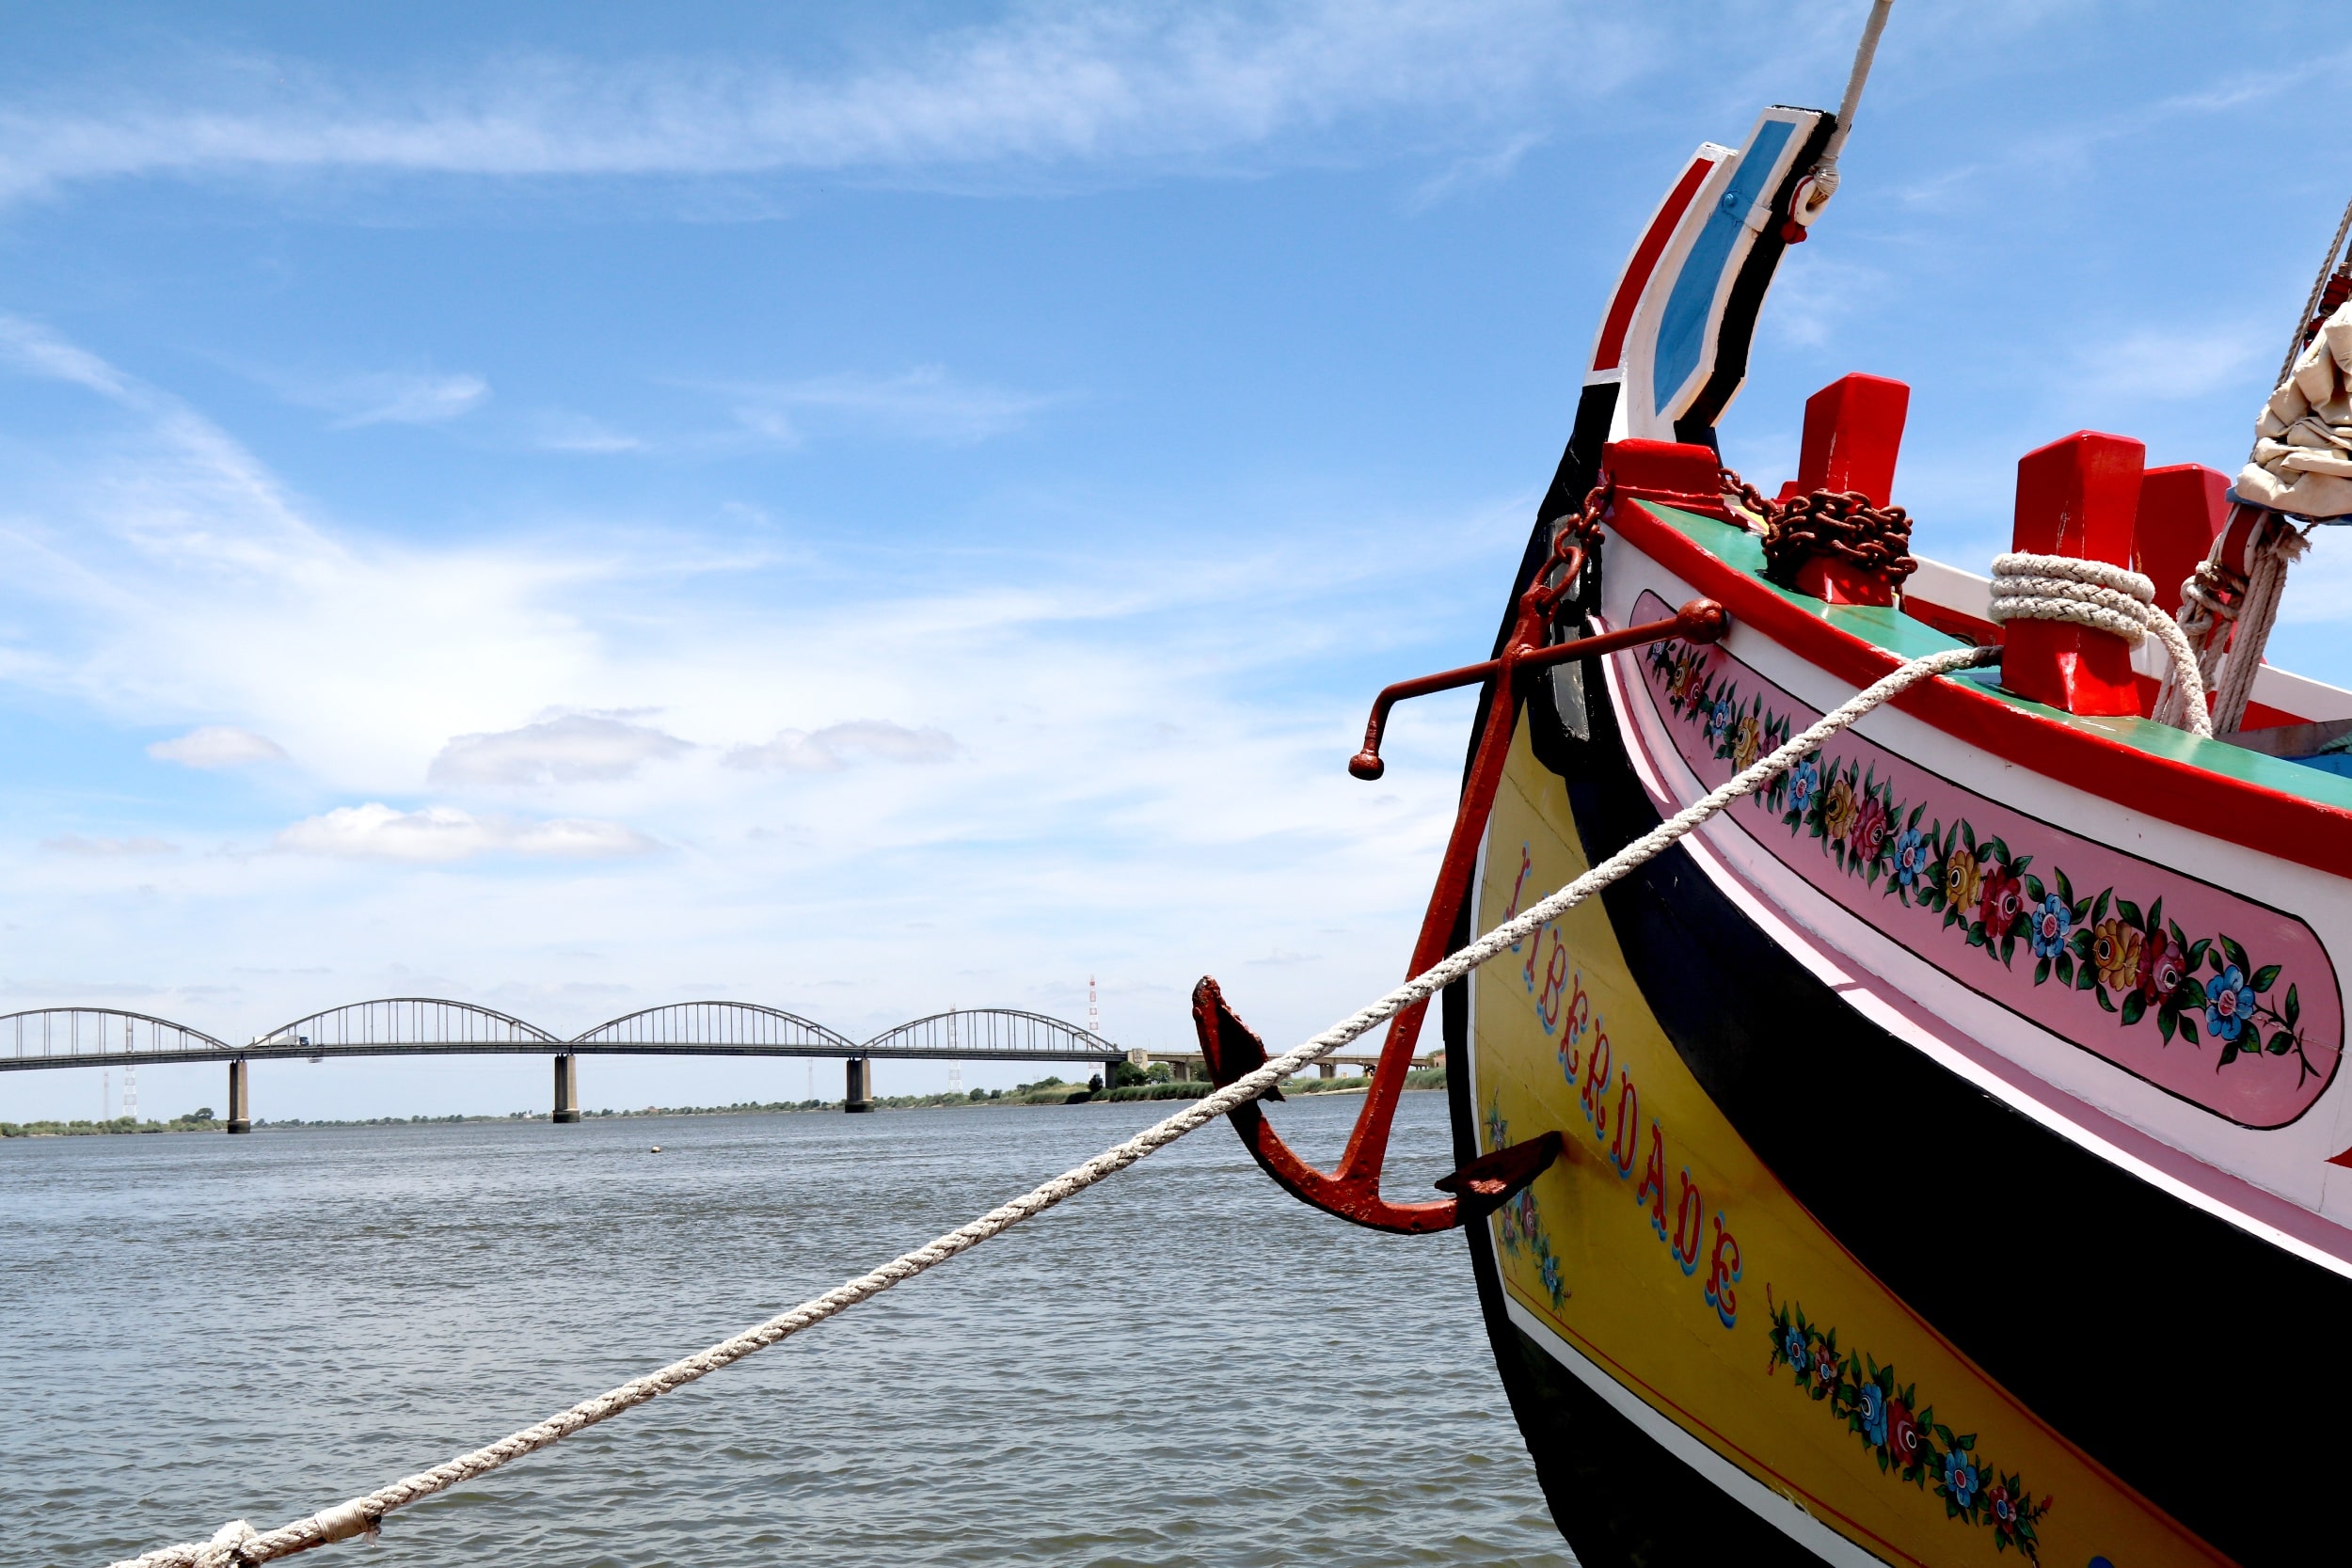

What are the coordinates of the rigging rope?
(106, 638, 1999, 1568)
(1798, 0, 1896, 221)
(1987, 552, 2213, 739)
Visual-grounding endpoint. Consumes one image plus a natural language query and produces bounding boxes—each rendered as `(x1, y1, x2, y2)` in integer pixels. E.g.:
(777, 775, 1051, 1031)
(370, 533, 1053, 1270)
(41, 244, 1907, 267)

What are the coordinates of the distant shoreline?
(3, 1070, 1445, 1137)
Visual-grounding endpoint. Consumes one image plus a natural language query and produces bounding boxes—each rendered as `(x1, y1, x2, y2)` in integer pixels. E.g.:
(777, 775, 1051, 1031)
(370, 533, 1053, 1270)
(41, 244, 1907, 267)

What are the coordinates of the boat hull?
(1447, 513, 2352, 1566)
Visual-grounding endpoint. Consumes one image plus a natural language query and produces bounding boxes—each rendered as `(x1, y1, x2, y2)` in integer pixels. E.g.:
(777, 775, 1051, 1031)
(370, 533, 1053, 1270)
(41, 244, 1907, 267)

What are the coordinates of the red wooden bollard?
(1794, 372, 1909, 506)
(1604, 439, 1735, 522)
(1781, 373, 1911, 606)
(2002, 431, 2145, 718)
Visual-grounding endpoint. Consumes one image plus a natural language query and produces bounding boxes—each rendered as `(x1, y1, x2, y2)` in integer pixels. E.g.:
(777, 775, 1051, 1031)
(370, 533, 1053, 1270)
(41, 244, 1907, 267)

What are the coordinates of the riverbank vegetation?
(0, 1108, 224, 1138)
(2, 1070, 1448, 1135)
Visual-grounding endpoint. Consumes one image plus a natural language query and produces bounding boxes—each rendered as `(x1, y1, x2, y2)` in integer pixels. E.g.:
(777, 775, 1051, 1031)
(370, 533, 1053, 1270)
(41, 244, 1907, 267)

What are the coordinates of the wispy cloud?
(726, 719, 958, 773)
(430, 714, 693, 787)
(314, 370, 490, 427)
(275, 803, 660, 861)
(41, 834, 180, 856)
(529, 411, 646, 453)
(2073, 323, 2270, 403)
(0, 2, 1639, 204)
(1406, 131, 1544, 211)
(722, 367, 1057, 448)
(147, 726, 288, 768)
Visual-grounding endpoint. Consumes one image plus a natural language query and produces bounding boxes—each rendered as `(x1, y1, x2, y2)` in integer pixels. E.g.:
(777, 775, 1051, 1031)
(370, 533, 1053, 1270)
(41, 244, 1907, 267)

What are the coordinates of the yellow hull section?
(1470, 719, 2223, 1566)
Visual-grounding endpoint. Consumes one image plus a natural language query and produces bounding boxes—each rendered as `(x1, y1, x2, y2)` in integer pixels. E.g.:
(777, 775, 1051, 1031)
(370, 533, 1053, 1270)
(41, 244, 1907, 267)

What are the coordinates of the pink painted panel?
(1628, 591, 2344, 1128)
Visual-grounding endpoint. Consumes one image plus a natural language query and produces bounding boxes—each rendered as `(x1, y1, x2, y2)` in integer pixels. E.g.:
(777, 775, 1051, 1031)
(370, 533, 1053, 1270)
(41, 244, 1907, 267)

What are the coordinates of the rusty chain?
(1720, 466, 1917, 590)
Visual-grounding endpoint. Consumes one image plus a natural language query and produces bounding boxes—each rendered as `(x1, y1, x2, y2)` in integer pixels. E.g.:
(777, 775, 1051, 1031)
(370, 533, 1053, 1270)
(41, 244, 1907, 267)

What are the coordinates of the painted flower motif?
(2028, 894, 2072, 959)
(1891, 828, 1928, 888)
(1851, 794, 1892, 866)
(2141, 927, 2185, 1001)
(1783, 1325, 1809, 1371)
(1787, 757, 1821, 816)
(1670, 655, 1705, 702)
(1823, 776, 1860, 842)
(1987, 1485, 2016, 1527)
(2207, 963, 2255, 1043)
(1857, 1380, 1888, 1446)
(1813, 1343, 1839, 1388)
(1540, 1246, 1563, 1303)
(1884, 1400, 1925, 1473)
(1979, 868, 2026, 942)
(1943, 1449, 1980, 1510)
(2092, 917, 2144, 991)
(1944, 847, 1984, 912)
(1706, 696, 1736, 744)
(1733, 712, 1762, 769)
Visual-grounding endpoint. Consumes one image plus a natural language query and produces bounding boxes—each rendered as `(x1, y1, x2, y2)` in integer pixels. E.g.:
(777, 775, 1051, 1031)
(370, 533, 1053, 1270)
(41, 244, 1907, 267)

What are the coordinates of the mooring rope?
(109, 639, 1997, 1568)
(1987, 551, 2213, 738)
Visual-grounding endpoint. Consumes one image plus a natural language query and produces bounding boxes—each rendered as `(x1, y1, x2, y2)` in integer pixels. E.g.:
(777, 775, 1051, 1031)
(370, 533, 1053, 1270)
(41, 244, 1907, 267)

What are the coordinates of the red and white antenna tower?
(1088, 975, 1100, 1040)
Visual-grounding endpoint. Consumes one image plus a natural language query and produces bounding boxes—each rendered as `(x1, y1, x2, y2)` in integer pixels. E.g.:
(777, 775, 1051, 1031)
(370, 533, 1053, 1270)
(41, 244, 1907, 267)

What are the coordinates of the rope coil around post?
(107, 639, 1998, 1568)
(1988, 552, 2212, 738)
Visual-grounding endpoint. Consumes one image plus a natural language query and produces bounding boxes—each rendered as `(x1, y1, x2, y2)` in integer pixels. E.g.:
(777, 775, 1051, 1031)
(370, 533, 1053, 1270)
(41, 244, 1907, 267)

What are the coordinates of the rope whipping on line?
(112, 640, 1998, 1568)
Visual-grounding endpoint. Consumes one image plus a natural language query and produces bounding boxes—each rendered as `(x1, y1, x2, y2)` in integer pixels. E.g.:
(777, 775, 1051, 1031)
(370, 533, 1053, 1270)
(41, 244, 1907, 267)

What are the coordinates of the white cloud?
(530, 412, 645, 453)
(275, 802, 659, 861)
(2075, 324, 2270, 403)
(0, 3, 1637, 203)
(723, 367, 1057, 447)
(41, 834, 179, 856)
(147, 726, 288, 768)
(324, 371, 489, 427)
(430, 714, 693, 787)
(0, 314, 1508, 1087)
(726, 719, 958, 773)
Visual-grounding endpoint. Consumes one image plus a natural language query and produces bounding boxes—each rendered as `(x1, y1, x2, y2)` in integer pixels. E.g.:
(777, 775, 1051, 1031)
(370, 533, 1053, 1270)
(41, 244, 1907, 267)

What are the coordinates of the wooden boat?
(1192, 20, 2352, 1566)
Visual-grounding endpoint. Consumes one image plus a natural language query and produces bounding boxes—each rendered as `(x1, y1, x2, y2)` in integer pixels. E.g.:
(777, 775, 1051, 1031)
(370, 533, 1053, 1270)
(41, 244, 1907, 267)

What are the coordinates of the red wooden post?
(2003, 431, 2145, 717)
(1603, 439, 1735, 522)
(1768, 374, 1913, 606)
(1793, 372, 1909, 505)
(2132, 463, 2229, 620)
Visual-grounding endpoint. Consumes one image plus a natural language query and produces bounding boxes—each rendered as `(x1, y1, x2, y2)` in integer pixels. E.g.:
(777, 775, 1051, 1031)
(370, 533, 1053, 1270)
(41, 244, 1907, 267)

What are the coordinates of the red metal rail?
(1197, 509, 1726, 1232)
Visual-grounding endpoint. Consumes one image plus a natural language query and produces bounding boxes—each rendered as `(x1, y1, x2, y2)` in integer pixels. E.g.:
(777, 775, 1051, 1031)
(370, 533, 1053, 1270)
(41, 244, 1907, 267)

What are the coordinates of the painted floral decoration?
(1768, 1292, 2052, 1560)
(1644, 640, 2323, 1085)
(1487, 1096, 1567, 1309)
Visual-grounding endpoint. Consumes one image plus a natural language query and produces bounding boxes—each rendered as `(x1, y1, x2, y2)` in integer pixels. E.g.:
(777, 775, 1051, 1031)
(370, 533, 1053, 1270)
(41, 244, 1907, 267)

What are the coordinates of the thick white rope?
(1799, 0, 1895, 218)
(1988, 552, 2212, 738)
(108, 639, 1995, 1568)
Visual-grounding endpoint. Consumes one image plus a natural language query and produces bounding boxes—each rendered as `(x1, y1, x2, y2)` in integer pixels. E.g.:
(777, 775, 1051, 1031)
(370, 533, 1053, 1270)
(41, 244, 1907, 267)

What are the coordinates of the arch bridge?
(0, 999, 1133, 1130)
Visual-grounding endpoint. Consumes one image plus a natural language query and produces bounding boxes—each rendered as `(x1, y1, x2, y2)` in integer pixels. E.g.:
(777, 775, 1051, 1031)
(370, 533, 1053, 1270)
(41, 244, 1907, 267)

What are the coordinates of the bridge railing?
(569, 1002, 858, 1055)
(858, 1008, 1120, 1061)
(0, 1000, 1126, 1070)
(248, 998, 563, 1055)
(0, 1007, 232, 1068)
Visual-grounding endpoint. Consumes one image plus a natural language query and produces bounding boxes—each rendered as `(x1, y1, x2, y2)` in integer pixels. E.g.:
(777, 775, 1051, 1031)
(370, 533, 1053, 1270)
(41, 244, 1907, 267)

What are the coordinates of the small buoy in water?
(649, 1145, 663, 1153)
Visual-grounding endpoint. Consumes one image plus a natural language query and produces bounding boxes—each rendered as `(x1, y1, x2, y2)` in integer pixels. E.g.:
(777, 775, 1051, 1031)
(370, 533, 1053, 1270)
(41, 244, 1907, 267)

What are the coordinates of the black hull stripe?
(1501, 574, 2345, 1564)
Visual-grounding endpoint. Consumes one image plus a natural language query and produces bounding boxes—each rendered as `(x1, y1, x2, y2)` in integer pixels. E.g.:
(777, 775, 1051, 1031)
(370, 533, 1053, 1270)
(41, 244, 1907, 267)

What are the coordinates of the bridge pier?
(845, 1056, 873, 1112)
(226, 1057, 250, 1133)
(553, 1053, 580, 1122)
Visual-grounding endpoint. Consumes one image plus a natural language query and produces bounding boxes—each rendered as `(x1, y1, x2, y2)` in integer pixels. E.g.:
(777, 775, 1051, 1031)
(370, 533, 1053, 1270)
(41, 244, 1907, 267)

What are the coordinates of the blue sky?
(4, 1, 2348, 1122)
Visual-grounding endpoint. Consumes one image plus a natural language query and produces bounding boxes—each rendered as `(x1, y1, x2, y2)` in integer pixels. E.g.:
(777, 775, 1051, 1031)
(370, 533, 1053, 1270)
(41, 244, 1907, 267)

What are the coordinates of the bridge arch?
(247, 998, 563, 1058)
(0, 1007, 231, 1070)
(858, 1008, 1119, 1061)
(568, 1002, 858, 1056)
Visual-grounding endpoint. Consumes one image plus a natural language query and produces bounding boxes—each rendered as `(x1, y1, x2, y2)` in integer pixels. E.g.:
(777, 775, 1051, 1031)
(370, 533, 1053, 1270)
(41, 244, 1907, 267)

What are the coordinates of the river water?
(3, 1091, 1575, 1567)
